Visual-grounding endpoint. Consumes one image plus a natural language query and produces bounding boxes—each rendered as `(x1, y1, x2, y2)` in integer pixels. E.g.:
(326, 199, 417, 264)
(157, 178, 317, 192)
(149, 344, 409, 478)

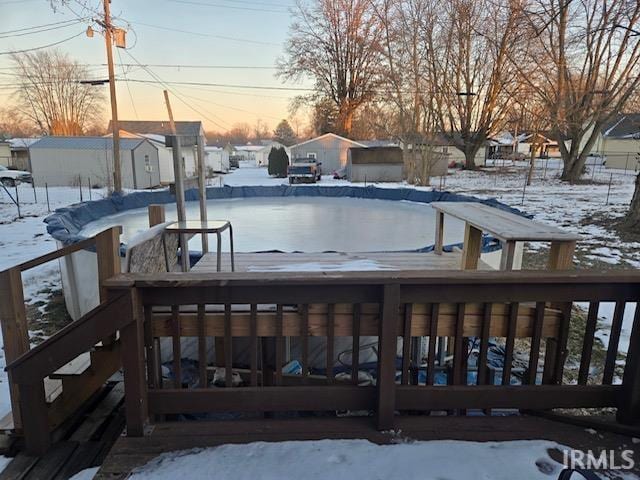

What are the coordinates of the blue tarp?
(44, 185, 529, 254)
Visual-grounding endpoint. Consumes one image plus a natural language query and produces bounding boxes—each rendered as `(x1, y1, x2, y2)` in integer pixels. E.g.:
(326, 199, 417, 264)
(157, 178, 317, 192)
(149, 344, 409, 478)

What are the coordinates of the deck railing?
(0, 227, 122, 449)
(95, 270, 640, 443)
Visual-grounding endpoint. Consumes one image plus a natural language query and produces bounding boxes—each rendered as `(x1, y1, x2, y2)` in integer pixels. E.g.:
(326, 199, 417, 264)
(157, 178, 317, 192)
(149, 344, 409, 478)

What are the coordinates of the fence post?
(0, 268, 30, 431)
(617, 305, 640, 425)
(148, 204, 166, 227)
(376, 283, 400, 430)
(121, 288, 148, 436)
(95, 226, 122, 303)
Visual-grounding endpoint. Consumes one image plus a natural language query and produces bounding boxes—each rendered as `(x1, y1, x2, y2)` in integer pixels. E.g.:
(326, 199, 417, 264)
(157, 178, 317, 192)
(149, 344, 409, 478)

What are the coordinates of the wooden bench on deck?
(431, 202, 581, 270)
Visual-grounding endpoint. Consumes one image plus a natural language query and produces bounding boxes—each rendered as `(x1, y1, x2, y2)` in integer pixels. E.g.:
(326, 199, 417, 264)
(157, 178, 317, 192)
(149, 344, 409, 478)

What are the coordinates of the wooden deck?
(193, 251, 493, 273)
(95, 414, 640, 479)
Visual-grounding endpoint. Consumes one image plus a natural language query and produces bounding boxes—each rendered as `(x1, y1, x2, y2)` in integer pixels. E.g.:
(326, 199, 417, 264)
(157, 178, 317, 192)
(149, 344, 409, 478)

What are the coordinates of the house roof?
(108, 120, 203, 137)
(290, 133, 367, 149)
(356, 139, 398, 148)
(30, 136, 147, 151)
(7, 138, 40, 150)
(602, 114, 640, 139)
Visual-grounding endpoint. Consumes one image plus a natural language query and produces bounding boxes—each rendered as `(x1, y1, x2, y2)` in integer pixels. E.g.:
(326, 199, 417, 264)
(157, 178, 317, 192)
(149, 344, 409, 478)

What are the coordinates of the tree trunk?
(464, 148, 478, 170)
(624, 173, 640, 229)
(526, 142, 539, 186)
(560, 153, 584, 183)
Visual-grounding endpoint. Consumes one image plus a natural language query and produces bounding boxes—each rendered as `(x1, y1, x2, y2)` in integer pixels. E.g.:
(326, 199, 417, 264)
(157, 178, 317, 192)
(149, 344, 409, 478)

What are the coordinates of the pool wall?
(45, 185, 528, 320)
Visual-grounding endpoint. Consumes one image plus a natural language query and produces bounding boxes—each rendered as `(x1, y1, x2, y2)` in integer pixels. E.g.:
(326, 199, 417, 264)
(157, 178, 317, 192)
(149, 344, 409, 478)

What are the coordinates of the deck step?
(49, 352, 92, 379)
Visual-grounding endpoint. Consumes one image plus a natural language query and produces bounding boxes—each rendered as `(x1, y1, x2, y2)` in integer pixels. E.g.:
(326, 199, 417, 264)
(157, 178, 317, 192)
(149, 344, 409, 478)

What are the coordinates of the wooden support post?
(169, 135, 189, 272)
(19, 381, 49, 455)
(148, 204, 166, 227)
(95, 226, 122, 303)
(121, 289, 148, 436)
(618, 304, 640, 425)
(434, 211, 444, 255)
(196, 135, 209, 253)
(377, 284, 399, 430)
(0, 267, 30, 430)
(499, 241, 516, 271)
(460, 223, 482, 270)
(547, 240, 576, 270)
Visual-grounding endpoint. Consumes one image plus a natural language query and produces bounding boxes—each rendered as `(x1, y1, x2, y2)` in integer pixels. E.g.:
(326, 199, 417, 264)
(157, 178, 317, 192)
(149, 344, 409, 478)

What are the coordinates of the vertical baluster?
(171, 305, 181, 389)
(301, 304, 310, 384)
(502, 302, 518, 386)
(527, 302, 545, 385)
(275, 304, 283, 386)
(197, 304, 207, 388)
(603, 301, 625, 385)
(352, 304, 361, 386)
(553, 302, 573, 384)
(326, 304, 335, 385)
(402, 304, 413, 385)
(250, 304, 258, 387)
(224, 304, 233, 387)
(451, 303, 466, 386)
(427, 303, 439, 386)
(477, 303, 492, 385)
(578, 301, 599, 385)
(143, 306, 158, 389)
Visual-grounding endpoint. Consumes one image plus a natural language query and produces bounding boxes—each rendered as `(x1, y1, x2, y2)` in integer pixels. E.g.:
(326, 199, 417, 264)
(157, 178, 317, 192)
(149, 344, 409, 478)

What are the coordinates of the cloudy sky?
(0, 0, 309, 132)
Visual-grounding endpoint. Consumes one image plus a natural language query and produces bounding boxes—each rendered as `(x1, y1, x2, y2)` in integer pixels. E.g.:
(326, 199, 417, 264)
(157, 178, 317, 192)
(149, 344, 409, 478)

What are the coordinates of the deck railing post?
(617, 305, 640, 425)
(95, 226, 122, 303)
(0, 267, 30, 431)
(377, 283, 400, 430)
(19, 380, 49, 455)
(121, 288, 148, 436)
(148, 204, 166, 227)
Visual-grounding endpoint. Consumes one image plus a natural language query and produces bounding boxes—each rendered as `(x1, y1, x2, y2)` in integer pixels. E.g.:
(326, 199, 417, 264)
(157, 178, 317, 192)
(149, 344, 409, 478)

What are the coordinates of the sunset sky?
(0, 0, 310, 133)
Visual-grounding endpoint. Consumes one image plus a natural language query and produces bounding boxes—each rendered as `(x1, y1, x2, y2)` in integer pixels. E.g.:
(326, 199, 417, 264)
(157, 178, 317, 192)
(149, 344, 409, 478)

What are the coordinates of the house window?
(442, 146, 448, 154)
(308, 152, 317, 159)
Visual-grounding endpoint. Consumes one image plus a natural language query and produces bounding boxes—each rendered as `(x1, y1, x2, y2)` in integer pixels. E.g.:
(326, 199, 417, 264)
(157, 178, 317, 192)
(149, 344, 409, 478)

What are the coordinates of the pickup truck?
(0, 165, 32, 186)
(287, 158, 322, 184)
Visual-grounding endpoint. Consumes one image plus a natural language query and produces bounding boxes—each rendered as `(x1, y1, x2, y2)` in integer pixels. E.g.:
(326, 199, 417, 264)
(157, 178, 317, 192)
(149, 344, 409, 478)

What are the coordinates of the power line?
(125, 78, 312, 91)
(167, 0, 289, 14)
(0, 18, 88, 36)
(123, 49, 231, 131)
(131, 21, 281, 46)
(116, 47, 139, 120)
(0, 31, 85, 56)
(0, 63, 277, 70)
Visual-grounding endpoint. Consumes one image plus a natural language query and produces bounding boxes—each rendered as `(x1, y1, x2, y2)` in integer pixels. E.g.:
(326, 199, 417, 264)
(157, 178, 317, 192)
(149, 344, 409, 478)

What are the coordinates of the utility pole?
(103, 0, 122, 192)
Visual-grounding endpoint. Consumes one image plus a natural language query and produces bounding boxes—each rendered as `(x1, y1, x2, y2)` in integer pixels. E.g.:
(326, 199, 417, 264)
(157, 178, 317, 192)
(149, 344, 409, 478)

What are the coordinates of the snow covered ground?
(128, 439, 568, 480)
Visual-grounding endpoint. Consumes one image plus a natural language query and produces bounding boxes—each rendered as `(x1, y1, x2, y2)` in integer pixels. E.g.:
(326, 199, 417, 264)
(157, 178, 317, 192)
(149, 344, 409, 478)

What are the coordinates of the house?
(108, 120, 205, 179)
(290, 133, 368, 174)
(29, 136, 160, 189)
(403, 134, 486, 168)
(0, 141, 10, 167)
(7, 138, 39, 171)
(487, 131, 558, 160)
(347, 146, 404, 182)
(204, 146, 230, 173)
(255, 141, 286, 167)
(592, 114, 640, 171)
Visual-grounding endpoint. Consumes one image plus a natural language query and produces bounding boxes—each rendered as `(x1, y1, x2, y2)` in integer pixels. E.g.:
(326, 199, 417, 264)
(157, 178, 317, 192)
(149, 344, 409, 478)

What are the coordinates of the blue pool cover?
(44, 185, 529, 254)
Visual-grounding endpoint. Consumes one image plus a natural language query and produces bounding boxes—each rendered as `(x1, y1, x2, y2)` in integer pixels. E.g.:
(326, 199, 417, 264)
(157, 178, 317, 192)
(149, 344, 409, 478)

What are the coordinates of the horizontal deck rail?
(99, 270, 640, 445)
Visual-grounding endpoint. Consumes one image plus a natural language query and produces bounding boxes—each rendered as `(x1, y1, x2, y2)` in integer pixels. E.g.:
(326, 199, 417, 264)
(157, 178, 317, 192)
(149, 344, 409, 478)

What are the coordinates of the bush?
(268, 147, 289, 177)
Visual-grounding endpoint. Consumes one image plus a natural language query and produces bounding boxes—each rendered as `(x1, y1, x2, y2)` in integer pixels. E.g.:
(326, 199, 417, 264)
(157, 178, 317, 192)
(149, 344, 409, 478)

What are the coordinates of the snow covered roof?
(7, 137, 40, 149)
(235, 145, 268, 152)
(110, 120, 203, 136)
(602, 114, 640, 138)
(291, 133, 367, 149)
(356, 139, 398, 147)
(30, 136, 147, 151)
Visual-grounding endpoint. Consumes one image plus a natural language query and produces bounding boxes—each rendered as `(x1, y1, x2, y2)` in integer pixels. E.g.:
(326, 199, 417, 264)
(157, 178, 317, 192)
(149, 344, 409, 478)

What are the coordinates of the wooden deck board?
(95, 415, 640, 479)
(193, 251, 493, 273)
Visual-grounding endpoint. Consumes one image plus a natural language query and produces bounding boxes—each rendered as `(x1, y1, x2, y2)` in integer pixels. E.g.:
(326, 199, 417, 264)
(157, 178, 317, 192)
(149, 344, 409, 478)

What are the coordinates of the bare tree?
(278, 0, 383, 137)
(11, 49, 105, 136)
(426, 0, 523, 169)
(520, 0, 640, 182)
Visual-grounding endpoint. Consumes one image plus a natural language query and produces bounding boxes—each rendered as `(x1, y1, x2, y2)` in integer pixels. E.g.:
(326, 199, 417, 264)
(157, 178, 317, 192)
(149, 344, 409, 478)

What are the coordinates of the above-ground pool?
(79, 197, 467, 253)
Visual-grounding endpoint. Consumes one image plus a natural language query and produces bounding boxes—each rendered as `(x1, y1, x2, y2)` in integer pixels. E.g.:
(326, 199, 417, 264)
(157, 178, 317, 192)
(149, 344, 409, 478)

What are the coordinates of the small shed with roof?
(29, 136, 160, 189)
